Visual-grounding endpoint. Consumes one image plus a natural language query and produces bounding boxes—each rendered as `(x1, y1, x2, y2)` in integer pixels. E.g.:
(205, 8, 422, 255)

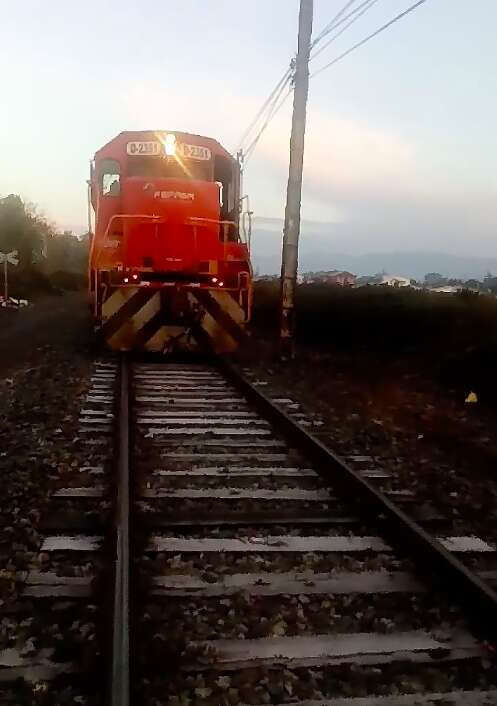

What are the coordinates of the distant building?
(254, 274, 279, 282)
(355, 274, 382, 287)
(430, 285, 462, 294)
(302, 270, 356, 286)
(380, 275, 412, 288)
(328, 270, 356, 286)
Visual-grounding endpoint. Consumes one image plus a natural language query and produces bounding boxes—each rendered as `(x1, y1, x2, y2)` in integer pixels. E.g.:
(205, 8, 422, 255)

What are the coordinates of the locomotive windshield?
(126, 156, 211, 181)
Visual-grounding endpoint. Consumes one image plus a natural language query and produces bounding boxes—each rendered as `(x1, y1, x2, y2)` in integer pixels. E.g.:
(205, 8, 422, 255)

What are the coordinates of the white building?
(380, 275, 412, 288)
(430, 286, 462, 294)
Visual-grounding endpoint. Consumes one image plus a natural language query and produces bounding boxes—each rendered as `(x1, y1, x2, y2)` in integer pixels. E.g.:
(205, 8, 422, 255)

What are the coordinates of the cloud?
(266, 109, 417, 196)
(246, 106, 497, 255)
(241, 104, 439, 226)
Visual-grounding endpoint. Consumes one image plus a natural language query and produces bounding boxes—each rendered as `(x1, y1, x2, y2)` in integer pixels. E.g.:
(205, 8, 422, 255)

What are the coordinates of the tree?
(0, 194, 48, 269)
(0, 194, 90, 296)
(424, 272, 447, 287)
(485, 278, 497, 294)
(463, 279, 481, 291)
(482, 272, 497, 293)
(46, 230, 87, 274)
(0, 195, 26, 260)
(354, 273, 383, 286)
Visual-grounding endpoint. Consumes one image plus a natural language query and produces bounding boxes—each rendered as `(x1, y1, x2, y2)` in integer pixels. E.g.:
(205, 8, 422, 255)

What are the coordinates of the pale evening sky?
(1, 1, 496, 256)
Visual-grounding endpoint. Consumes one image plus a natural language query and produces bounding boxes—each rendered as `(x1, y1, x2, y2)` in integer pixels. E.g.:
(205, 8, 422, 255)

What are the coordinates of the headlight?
(164, 133, 176, 156)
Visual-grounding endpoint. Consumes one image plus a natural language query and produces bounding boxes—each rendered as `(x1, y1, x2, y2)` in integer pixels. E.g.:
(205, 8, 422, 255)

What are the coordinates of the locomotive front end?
(88, 131, 252, 353)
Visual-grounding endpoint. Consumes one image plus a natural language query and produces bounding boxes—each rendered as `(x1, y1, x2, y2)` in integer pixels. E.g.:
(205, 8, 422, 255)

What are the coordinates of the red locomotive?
(88, 130, 252, 353)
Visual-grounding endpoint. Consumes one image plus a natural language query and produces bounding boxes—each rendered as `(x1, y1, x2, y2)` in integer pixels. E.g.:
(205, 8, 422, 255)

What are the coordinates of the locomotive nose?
(90, 131, 251, 353)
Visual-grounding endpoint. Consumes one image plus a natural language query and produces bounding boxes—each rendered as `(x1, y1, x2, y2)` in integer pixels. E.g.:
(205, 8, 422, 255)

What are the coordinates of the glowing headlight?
(164, 133, 176, 156)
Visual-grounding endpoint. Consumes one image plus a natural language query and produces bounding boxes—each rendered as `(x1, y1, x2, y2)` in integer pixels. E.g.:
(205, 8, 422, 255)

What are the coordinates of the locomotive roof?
(94, 130, 234, 161)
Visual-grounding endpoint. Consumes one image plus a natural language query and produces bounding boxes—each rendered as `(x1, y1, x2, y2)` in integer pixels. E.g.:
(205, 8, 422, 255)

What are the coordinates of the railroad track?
(3, 356, 497, 704)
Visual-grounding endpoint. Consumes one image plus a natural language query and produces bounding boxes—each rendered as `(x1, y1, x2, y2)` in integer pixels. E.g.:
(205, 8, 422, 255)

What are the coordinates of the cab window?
(214, 155, 235, 220)
(126, 156, 210, 181)
(100, 159, 121, 196)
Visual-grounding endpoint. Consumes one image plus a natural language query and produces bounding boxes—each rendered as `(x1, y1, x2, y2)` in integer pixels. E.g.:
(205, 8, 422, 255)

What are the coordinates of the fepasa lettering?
(153, 191, 195, 201)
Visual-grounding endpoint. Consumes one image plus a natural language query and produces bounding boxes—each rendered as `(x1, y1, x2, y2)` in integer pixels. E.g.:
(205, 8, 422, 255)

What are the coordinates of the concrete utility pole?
(280, 0, 313, 359)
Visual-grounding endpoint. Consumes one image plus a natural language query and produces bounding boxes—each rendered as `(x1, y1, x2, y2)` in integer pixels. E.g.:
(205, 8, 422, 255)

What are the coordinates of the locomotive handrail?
(186, 217, 237, 226)
(186, 216, 239, 262)
(103, 213, 167, 241)
(240, 194, 253, 251)
(94, 214, 167, 269)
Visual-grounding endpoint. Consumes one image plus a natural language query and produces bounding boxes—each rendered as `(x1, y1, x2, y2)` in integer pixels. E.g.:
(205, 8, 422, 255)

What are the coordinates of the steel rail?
(110, 354, 130, 706)
(218, 358, 497, 642)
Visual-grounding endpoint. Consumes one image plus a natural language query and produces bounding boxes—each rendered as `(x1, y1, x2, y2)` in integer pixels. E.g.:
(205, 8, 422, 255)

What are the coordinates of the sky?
(1, 0, 497, 258)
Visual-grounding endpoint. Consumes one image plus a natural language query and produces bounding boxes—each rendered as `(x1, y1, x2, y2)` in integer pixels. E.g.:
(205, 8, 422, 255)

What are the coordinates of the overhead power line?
(236, 67, 292, 153)
(311, 0, 381, 62)
(237, 0, 361, 155)
(238, 1, 374, 159)
(311, 0, 359, 48)
(243, 78, 293, 165)
(239, 0, 430, 165)
(311, 0, 429, 79)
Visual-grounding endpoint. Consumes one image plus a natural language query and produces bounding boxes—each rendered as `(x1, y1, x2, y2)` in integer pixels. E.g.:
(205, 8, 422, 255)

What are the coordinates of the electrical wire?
(237, 1, 361, 155)
(235, 67, 292, 154)
(311, 0, 429, 79)
(311, 0, 381, 62)
(237, 1, 374, 160)
(241, 0, 430, 166)
(243, 80, 293, 165)
(311, 0, 359, 48)
(241, 0, 378, 161)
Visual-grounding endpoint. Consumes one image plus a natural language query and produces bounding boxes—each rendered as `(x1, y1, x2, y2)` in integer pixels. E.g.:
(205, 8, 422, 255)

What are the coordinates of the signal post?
(0, 250, 19, 303)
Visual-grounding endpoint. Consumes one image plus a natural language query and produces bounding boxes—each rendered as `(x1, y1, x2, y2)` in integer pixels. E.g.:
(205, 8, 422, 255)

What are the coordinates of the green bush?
(49, 271, 86, 291)
(4, 268, 53, 299)
(252, 282, 497, 352)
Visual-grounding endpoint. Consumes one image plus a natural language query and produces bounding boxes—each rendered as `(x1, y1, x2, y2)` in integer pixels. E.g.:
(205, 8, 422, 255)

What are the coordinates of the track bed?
(4, 357, 497, 705)
(131, 362, 497, 706)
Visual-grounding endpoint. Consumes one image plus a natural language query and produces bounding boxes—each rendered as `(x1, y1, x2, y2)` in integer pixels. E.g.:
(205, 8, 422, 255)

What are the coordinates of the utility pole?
(280, 0, 313, 359)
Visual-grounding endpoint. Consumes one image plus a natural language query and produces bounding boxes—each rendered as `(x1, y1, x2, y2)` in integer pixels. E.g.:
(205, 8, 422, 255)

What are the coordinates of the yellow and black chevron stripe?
(100, 286, 246, 353)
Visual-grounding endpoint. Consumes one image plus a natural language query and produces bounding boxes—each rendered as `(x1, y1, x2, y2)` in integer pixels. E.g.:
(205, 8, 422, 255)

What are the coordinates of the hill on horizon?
(251, 218, 497, 280)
